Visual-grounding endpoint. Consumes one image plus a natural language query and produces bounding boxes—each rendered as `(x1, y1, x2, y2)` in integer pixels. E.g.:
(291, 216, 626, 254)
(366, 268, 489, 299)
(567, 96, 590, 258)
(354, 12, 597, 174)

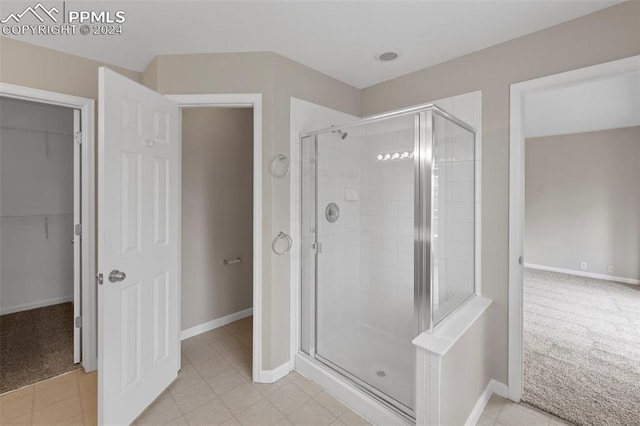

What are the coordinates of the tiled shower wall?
(432, 111, 477, 322)
(291, 91, 482, 355)
(435, 91, 483, 307)
(358, 116, 416, 341)
(290, 98, 359, 354)
(355, 92, 482, 338)
(315, 130, 362, 343)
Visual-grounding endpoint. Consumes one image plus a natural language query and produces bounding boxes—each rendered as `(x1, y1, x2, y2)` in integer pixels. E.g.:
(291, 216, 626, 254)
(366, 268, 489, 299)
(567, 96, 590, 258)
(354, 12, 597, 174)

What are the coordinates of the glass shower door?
(299, 104, 477, 422)
(313, 114, 417, 416)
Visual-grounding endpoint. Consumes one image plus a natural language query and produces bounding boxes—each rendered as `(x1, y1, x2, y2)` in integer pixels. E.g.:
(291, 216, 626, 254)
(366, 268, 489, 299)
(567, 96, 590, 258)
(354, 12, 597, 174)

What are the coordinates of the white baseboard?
(180, 307, 253, 340)
(257, 362, 290, 383)
(0, 295, 74, 315)
(465, 380, 508, 426)
(525, 263, 640, 285)
(491, 380, 509, 398)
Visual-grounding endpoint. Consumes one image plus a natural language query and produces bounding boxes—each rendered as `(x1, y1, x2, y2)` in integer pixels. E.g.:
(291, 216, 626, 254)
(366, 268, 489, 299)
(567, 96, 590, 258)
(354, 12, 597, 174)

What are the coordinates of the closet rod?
(0, 125, 73, 137)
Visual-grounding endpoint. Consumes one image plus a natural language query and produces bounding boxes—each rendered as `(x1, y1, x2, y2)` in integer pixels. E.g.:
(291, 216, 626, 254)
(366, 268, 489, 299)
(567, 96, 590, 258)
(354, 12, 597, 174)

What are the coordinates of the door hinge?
(74, 132, 82, 144)
(75, 316, 82, 328)
(518, 255, 524, 265)
(312, 242, 322, 254)
(97, 273, 104, 285)
(74, 224, 82, 236)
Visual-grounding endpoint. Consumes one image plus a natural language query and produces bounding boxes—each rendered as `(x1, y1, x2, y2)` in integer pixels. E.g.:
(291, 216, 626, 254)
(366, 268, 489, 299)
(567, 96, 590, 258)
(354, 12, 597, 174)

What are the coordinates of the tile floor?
(0, 368, 97, 425)
(478, 395, 572, 426)
(134, 316, 370, 425)
(0, 315, 572, 425)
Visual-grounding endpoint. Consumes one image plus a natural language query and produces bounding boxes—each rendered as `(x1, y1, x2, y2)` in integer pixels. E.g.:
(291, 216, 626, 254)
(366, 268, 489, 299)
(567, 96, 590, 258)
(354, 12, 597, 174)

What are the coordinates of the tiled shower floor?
(317, 322, 415, 411)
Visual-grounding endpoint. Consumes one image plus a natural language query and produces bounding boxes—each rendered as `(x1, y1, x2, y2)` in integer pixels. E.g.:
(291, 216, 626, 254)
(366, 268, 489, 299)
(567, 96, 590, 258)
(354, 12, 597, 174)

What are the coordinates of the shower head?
(331, 126, 348, 140)
(336, 129, 348, 140)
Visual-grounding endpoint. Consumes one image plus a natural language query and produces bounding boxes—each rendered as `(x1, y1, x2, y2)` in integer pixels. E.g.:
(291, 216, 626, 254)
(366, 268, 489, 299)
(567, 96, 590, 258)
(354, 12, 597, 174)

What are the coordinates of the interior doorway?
(0, 96, 80, 393)
(509, 55, 640, 425)
(167, 94, 264, 383)
(0, 83, 96, 397)
(96, 69, 264, 424)
(179, 106, 254, 376)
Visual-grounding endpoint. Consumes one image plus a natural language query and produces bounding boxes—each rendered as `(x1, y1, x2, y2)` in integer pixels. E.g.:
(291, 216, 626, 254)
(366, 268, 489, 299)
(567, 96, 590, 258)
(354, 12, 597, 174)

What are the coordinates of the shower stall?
(298, 104, 477, 421)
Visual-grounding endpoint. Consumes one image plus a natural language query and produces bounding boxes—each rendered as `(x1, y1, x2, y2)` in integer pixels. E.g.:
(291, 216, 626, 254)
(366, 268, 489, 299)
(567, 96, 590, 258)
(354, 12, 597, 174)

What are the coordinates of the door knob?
(109, 270, 127, 283)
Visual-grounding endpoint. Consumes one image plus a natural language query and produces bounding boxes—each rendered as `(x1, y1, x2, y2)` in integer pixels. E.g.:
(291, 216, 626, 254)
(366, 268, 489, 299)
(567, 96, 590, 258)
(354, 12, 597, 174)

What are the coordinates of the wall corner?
(142, 56, 159, 90)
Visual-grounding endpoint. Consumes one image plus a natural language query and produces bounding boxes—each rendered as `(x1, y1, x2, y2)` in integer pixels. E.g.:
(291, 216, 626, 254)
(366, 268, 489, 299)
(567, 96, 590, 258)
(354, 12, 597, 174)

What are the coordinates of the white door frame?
(507, 54, 640, 401)
(164, 94, 265, 382)
(0, 82, 97, 372)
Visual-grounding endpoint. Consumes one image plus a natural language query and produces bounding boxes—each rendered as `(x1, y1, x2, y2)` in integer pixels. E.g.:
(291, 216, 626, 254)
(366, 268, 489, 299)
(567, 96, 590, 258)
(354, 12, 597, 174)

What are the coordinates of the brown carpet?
(523, 269, 640, 426)
(0, 303, 78, 394)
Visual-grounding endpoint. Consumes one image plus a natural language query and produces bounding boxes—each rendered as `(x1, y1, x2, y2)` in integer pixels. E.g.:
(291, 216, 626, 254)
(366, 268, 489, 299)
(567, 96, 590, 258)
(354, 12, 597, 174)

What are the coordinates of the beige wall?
(144, 52, 361, 369)
(142, 57, 158, 90)
(0, 37, 141, 99)
(181, 108, 254, 330)
(361, 2, 640, 400)
(525, 126, 640, 281)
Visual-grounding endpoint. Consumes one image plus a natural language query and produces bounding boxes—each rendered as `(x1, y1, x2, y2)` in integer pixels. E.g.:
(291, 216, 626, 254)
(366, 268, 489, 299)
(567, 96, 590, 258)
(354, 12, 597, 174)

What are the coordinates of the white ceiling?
(2, 1, 622, 88)
(525, 71, 640, 138)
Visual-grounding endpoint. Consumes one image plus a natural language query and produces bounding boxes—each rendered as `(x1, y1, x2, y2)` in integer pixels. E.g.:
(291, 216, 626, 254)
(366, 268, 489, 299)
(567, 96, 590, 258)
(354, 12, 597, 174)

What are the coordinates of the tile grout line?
(76, 371, 87, 424)
(30, 381, 35, 424)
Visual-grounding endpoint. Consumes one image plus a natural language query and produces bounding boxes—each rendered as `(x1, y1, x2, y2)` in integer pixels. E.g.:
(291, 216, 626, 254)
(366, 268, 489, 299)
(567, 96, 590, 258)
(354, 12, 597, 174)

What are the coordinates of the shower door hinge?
(74, 224, 82, 236)
(97, 273, 104, 285)
(75, 316, 82, 328)
(74, 132, 82, 144)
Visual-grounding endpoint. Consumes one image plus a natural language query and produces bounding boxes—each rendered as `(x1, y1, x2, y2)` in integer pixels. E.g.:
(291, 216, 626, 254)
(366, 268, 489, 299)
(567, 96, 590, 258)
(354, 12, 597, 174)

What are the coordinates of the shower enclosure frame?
(299, 103, 477, 420)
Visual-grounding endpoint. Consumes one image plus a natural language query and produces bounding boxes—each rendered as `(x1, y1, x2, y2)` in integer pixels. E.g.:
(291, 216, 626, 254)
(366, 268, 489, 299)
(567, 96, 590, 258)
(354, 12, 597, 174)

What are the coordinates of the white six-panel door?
(98, 67, 181, 425)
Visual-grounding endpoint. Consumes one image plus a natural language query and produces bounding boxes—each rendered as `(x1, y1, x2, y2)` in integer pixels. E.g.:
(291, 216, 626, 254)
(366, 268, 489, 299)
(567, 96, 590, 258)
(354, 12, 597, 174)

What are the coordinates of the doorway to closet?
(0, 96, 82, 393)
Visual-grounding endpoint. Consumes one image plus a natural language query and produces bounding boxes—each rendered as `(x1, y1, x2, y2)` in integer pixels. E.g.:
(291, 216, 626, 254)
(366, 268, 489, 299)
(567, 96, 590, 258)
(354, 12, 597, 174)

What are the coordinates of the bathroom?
(0, 2, 638, 425)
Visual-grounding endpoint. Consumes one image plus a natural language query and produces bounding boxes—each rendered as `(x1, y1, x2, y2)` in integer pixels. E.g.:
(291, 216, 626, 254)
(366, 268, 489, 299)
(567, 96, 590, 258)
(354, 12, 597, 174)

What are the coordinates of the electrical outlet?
(608, 265, 614, 274)
(580, 262, 588, 271)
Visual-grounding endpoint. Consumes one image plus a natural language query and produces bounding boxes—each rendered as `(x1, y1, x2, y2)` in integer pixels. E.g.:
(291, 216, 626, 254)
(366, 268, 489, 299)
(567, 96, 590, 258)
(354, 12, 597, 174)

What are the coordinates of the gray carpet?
(523, 269, 640, 426)
(0, 303, 78, 394)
